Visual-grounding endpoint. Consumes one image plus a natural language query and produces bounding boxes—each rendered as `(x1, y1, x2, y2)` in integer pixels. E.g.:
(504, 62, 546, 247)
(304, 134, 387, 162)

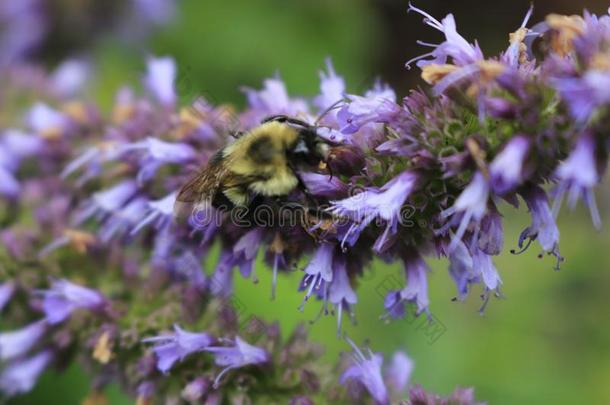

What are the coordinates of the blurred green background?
(14, 0, 610, 403)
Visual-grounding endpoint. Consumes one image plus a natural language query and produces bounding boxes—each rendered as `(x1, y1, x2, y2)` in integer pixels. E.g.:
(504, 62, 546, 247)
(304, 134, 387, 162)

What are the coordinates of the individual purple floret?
(39, 279, 106, 324)
(205, 336, 270, 388)
(0, 320, 47, 361)
(0, 350, 52, 396)
(340, 338, 414, 405)
(142, 324, 214, 374)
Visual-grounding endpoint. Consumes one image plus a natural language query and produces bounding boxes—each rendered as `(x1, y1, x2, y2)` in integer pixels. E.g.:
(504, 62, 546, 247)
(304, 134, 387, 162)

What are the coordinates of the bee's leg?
(300, 206, 323, 243)
(326, 161, 334, 181)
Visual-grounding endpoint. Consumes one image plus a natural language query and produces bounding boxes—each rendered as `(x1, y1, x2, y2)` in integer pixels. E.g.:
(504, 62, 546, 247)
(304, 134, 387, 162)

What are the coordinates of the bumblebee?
(174, 115, 332, 215)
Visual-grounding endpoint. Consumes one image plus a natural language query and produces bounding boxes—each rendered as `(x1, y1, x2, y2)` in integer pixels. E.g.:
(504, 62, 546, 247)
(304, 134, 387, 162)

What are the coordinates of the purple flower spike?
(0, 282, 16, 312)
(144, 56, 177, 107)
(554, 133, 602, 228)
(142, 324, 213, 374)
(489, 135, 530, 195)
(0, 350, 52, 396)
(40, 279, 106, 324)
(0, 319, 47, 361)
(340, 337, 389, 405)
(205, 336, 270, 388)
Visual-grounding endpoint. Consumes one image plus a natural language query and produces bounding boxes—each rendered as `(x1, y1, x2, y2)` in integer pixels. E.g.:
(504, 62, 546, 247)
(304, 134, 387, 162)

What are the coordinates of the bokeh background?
(10, 0, 610, 403)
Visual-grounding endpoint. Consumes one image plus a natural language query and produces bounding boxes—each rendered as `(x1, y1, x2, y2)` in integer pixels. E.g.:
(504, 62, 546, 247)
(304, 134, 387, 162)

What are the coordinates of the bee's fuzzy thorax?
(223, 121, 299, 159)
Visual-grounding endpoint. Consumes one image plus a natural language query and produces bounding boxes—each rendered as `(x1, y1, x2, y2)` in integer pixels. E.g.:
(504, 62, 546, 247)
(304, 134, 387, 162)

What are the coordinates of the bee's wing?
(173, 164, 226, 221)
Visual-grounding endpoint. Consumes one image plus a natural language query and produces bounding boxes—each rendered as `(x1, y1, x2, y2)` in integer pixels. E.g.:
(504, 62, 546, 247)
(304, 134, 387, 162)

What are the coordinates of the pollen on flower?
(61, 102, 90, 125)
(64, 229, 96, 254)
(421, 64, 459, 84)
(546, 14, 586, 56)
(508, 27, 528, 56)
(93, 331, 113, 364)
(477, 60, 506, 82)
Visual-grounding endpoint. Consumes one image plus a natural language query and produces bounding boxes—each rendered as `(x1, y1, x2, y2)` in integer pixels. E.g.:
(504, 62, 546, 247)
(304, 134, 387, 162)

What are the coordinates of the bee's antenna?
(314, 98, 347, 127)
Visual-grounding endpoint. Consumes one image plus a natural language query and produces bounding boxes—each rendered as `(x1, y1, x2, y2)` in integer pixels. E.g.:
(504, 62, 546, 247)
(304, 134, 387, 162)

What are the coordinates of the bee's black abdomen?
(211, 190, 235, 210)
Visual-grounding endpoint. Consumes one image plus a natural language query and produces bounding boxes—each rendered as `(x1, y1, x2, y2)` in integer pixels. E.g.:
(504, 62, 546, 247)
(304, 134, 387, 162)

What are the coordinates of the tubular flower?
(340, 338, 415, 405)
(0, 320, 47, 361)
(39, 279, 106, 324)
(142, 324, 214, 374)
(204, 336, 270, 388)
(340, 337, 389, 405)
(0, 350, 53, 396)
(517, 187, 562, 269)
(553, 132, 604, 228)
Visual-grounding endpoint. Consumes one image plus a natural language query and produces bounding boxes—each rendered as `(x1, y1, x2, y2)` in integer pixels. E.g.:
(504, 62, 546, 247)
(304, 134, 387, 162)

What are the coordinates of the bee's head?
(290, 127, 331, 167)
(263, 115, 333, 167)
